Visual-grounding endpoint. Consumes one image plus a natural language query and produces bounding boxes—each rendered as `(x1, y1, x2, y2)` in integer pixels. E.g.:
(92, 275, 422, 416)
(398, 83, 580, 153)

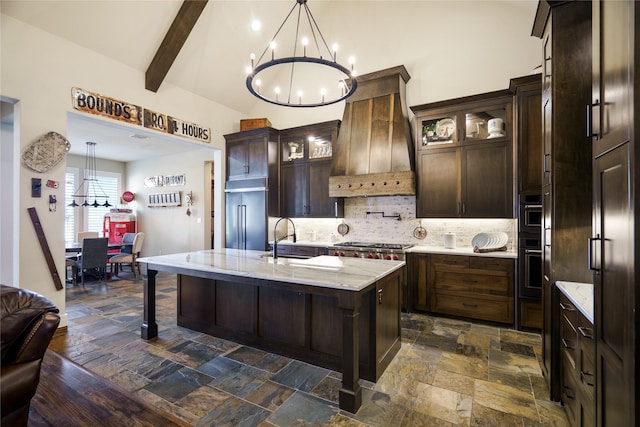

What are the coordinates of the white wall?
(1, 14, 241, 324)
(127, 148, 220, 256)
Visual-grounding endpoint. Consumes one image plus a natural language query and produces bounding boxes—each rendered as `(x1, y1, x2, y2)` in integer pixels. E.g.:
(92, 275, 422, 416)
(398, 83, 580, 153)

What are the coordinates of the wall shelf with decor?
(148, 191, 181, 207)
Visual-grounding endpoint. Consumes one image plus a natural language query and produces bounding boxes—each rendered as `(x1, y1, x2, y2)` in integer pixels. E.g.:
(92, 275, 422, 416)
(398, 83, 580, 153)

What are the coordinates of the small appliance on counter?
(443, 232, 456, 249)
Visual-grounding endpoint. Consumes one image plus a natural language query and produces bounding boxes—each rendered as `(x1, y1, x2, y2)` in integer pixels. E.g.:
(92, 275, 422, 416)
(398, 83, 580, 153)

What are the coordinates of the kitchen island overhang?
(137, 249, 405, 413)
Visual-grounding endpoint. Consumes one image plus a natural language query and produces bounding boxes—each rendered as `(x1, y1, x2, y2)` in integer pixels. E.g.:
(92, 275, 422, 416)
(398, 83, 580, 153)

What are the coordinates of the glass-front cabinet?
(420, 106, 508, 148)
(279, 120, 343, 218)
(281, 132, 333, 162)
(411, 90, 514, 218)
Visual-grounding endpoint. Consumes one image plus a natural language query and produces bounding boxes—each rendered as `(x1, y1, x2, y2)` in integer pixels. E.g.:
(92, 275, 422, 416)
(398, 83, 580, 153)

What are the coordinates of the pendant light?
(68, 141, 111, 208)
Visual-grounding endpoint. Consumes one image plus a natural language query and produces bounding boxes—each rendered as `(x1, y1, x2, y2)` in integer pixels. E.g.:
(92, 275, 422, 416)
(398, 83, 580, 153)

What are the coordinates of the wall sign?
(71, 87, 211, 144)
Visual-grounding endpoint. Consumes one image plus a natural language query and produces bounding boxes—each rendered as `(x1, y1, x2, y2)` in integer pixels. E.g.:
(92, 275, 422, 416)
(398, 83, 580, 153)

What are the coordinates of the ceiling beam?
(145, 0, 208, 93)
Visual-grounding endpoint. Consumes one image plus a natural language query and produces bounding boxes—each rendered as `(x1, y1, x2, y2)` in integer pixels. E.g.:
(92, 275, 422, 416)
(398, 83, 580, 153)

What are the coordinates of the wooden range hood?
(329, 65, 415, 197)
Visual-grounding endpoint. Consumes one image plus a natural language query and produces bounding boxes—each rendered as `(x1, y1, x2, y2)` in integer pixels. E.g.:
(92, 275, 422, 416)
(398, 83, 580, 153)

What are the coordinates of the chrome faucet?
(273, 217, 297, 259)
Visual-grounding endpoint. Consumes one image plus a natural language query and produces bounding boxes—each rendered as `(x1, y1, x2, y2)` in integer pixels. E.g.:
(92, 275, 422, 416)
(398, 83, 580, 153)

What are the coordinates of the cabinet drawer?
(433, 271, 511, 297)
(431, 254, 469, 269)
(577, 315, 595, 396)
(430, 292, 513, 324)
(561, 352, 578, 426)
(469, 257, 513, 272)
(559, 293, 578, 328)
(560, 310, 578, 367)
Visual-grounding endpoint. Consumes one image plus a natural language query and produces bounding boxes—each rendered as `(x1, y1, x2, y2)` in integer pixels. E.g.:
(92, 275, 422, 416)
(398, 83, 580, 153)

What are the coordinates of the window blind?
(87, 173, 119, 234)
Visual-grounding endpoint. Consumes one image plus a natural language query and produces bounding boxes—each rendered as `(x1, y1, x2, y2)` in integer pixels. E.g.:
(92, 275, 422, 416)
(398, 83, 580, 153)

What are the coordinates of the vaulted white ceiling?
(2, 0, 539, 161)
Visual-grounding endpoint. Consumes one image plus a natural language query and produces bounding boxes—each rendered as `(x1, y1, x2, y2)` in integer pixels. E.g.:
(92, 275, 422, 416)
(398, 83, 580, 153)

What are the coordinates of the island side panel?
(338, 292, 362, 413)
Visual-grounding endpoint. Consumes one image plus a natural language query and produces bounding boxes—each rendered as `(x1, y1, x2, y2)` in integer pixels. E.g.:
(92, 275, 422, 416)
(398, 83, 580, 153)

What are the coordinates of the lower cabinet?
(518, 299, 542, 330)
(177, 269, 402, 382)
(408, 253, 515, 325)
(559, 291, 595, 427)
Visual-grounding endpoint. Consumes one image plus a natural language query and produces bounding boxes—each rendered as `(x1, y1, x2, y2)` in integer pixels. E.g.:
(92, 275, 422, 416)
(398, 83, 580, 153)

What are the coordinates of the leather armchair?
(1, 284, 60, 427)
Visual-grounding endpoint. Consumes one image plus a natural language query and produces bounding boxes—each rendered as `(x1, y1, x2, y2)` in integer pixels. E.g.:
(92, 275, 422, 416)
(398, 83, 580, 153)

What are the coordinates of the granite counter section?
(137, 248, 404, 292)
(556, 281, 594, 323)
(407, 245, 518, 259)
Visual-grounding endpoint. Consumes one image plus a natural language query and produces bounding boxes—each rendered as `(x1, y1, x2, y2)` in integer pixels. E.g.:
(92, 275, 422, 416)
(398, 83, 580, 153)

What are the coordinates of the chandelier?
(245, 0, 357, 107)
(68, 142, 112, 208)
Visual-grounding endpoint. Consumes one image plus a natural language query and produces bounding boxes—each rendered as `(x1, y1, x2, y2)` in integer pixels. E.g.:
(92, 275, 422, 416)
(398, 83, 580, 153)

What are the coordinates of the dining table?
(65, 242, 123, 253)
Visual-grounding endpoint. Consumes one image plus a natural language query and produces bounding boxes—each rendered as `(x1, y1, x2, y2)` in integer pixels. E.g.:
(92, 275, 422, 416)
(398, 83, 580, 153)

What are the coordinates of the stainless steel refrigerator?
(225, 178, 268, 251)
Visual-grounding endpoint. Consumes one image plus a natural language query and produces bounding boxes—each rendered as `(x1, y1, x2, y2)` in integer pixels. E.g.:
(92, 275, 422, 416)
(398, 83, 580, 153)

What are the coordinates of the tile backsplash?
(275, 196, 517, 250)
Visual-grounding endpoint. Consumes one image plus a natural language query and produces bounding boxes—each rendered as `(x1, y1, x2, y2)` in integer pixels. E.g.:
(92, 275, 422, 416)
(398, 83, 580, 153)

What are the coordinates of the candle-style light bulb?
(250, 53, 256, 68)
(339, 81, 345, 96)
(297, 90, 303, 104)
(270, 41, 277, 60)
(256, 79, 262, 94)
(275, 86, 280, 102)
(348, 56, 355, 71)
(332, 43, 339, 61)
(320, 88, 327, 103)
(302, 37, 308, 57)
(245, 65, 252, 75)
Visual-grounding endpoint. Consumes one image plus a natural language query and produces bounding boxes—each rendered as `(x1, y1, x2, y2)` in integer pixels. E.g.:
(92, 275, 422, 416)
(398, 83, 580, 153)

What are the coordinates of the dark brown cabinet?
(532, 0, 593, 402)
(225, 127, 279, 181)
(411, 91, 513, 218)
(511, 74, 543, 194)
(177, 267, 403, 383)
(280, 121, 343, 218)
(511, 74, 543, 332)
(591, 3, 637, 424)
(408, 253, 430, 312)
(558, 291, 595, 427)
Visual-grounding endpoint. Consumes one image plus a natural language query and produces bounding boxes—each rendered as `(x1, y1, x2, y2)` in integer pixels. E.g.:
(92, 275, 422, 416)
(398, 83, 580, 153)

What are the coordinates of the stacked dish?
(472, 232, 509, 252)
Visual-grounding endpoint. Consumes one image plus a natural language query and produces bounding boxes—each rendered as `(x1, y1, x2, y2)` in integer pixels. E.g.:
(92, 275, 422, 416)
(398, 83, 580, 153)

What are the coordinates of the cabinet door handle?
(243, 164, 249, 174)
(378, 288, 383, 304)
(580, 371, 595, 387)
(461, 202, 466, 215)
(462, 279, 478, 284)
(561, 338, 575, 350)
(587, 99, 600, 139)
(560, 302, 575, 312)
(588, 235, 601, 272)
(578, 326, 594, 340)
(543, 153, 551, 173)
(462, 302, 478, 308)
(457, 202, 461, 215)
(563, 386, 575, 400)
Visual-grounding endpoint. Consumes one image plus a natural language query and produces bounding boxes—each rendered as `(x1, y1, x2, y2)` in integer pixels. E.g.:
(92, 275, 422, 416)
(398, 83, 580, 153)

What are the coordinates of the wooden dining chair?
(72, 237, 108, 287)
(109, 232, 145, 279)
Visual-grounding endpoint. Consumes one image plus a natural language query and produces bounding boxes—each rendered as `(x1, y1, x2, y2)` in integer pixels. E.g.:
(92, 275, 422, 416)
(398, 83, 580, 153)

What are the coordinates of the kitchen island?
(136, 249, 405, 413)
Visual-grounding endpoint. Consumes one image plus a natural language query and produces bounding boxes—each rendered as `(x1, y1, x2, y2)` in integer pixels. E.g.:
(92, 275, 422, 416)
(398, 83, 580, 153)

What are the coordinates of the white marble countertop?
(556, 281, 594, 323)
(137, 249, 405, 292)
(407, 245, 518, 259)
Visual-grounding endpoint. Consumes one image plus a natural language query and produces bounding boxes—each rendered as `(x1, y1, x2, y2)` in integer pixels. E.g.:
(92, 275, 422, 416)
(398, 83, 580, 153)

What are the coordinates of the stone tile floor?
(49, 272, 569, 426)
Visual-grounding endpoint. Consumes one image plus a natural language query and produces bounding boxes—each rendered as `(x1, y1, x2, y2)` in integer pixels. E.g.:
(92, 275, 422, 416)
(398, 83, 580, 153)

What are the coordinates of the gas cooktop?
(331, 242, 413, 250)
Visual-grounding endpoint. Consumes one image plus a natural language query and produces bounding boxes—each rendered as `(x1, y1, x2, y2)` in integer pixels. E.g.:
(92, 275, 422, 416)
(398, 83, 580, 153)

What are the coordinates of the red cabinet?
(103, 212, 136, 244)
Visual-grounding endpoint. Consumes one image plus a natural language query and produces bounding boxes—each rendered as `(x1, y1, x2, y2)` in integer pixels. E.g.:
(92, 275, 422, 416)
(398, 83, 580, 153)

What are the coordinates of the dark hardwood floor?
(30, 349, 189, 427)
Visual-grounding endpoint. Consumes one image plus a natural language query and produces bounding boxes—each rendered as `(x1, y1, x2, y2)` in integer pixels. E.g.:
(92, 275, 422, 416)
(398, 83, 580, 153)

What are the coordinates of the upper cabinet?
(411, 91, 514, 218)
(279, 120, 344, 218)
(510, 74, 543, 195)
(225, 127, 279, 181)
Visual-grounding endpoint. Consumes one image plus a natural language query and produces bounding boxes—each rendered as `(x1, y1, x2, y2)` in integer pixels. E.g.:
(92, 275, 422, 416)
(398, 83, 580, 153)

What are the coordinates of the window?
(64, 171, 76, 244)
(65, 169, 120, 242)
(86, 173, 119, 233)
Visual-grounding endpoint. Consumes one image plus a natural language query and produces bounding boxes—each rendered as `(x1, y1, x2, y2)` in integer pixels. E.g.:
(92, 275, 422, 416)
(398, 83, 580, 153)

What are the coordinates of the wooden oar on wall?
(27, 207, 63, 291)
